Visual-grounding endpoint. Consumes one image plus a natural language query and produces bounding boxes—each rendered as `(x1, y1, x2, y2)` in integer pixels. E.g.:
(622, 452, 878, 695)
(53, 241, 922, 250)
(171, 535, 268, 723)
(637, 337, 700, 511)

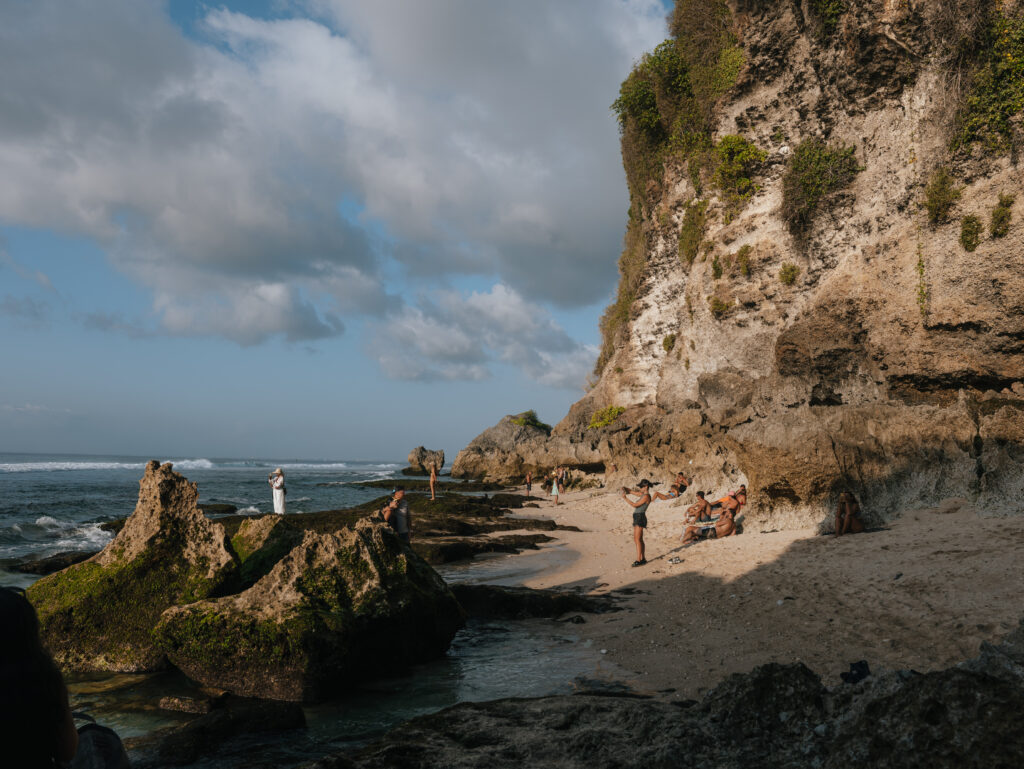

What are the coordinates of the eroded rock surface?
(27, 461, 238, 671)
(405, 447, 445, 475)
(155, 520, 464, 702)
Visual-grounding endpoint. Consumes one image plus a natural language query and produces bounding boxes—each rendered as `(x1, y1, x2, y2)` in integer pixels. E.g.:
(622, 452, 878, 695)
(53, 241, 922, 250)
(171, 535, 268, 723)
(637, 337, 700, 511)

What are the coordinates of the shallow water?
(68, 543, 612, 768)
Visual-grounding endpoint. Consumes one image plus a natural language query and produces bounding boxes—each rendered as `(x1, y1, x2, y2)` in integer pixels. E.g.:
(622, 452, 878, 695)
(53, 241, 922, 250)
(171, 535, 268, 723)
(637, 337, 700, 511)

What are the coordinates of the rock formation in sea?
(302, 618, 1024, 768)
(154, 519, 464, 702)
(27, 460, 238, 671)
(404, 447, 445, 475)
(453, 0, 1024, 530)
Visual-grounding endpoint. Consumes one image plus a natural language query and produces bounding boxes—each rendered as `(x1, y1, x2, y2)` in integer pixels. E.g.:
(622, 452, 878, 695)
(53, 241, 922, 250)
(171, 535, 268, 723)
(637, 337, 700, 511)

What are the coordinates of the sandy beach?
(505, 487, 1024, 700)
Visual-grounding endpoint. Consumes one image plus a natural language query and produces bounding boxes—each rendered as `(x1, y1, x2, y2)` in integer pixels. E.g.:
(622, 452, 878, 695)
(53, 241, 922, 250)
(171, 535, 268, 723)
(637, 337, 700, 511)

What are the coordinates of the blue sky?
(0, 0, 668, 461)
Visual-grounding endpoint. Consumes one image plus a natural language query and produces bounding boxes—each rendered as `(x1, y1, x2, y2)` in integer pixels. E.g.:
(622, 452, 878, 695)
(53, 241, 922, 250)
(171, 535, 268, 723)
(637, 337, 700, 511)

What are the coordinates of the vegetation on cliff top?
(510, 410, 552, 433)
(596, 0, 747, 375)
(954, 8, 1024, 153)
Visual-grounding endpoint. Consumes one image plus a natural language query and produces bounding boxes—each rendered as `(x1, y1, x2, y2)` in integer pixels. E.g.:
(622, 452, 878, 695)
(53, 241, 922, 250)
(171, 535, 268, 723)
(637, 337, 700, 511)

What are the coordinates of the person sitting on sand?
(682, 494, 738, 543)
(834, 491, 864, 537)
(681, 492, 718, 543)
(652, 484, 681, 502)
(709, 484, 746, 516)
(621, 479, 653, 567)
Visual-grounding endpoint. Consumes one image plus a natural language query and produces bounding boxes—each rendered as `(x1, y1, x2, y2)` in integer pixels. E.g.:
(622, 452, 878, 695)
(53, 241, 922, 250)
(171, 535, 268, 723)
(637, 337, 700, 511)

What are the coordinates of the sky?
(0, 0, 669, 462)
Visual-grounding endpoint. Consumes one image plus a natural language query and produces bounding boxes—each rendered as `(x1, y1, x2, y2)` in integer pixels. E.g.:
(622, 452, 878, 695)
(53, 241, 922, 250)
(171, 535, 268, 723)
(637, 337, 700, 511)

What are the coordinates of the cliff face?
(457, 0, 1024, 529)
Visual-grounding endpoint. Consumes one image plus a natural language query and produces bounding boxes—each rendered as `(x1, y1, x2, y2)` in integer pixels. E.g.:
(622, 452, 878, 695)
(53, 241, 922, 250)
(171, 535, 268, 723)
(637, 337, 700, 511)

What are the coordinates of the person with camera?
(382, 486, 411, 544)
(268, 468, 286, 515)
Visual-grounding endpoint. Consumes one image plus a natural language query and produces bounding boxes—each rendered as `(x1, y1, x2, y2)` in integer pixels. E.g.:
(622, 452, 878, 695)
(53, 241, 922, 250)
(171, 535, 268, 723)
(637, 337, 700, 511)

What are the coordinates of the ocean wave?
(278, 462, 349, 470)
(0, 458, 215, 473)
(237, 506, 261, 514)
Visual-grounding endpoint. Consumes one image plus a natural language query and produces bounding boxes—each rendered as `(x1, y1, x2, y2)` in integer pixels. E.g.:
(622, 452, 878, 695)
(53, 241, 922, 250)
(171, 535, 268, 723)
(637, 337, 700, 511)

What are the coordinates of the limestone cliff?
(455, 0, 1024, 529)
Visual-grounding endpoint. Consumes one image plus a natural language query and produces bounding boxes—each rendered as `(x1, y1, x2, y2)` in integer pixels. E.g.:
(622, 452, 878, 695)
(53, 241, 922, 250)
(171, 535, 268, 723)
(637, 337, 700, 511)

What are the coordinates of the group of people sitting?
(619, 471, 747, 567)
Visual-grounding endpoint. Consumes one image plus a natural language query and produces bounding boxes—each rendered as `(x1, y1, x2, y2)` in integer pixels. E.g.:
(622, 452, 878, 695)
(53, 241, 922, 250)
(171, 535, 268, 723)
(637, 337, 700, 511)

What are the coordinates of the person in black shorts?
(621, 479, 653, 567)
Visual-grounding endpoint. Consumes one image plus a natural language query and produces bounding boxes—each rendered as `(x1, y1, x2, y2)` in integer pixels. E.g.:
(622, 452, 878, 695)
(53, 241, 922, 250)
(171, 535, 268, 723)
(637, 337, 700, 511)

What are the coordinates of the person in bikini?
(834, 490, 864, 537)
(651, 471, 691, 502)
(621, 479, 653, 567)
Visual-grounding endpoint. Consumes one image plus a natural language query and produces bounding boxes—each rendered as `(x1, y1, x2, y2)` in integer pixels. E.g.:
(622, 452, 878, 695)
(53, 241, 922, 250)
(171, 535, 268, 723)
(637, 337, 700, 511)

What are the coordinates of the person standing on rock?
(429, 463, 438, 501)
(383, 487, 411, 544)
(622, 479, 653, 567)
(269, 468, 286, 515)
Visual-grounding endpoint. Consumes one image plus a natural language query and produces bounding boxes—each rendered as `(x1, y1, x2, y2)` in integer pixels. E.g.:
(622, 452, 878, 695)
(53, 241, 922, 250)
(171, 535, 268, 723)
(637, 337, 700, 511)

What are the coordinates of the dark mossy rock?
(450, 584, 618, 619)
(27, 461, 239, 672)
(198, 503, 238, 516)
(8, 550, 94, 575)
(230, 515, 302, 588)
(412, 533, 555, 565)
(152, 696, 305, 765)
(342, 479, 507, 491)
(154, 519, 464, 702)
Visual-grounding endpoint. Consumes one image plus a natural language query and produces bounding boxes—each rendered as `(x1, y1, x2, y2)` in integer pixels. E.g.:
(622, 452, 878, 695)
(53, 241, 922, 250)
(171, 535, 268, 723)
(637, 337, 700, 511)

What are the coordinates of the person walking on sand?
(429, 463, 438, 501)
(269, 468, 286, 515)
(525, 471, 532, 495)
(549, 470, 561, 505)
(622, 479, 653, 567)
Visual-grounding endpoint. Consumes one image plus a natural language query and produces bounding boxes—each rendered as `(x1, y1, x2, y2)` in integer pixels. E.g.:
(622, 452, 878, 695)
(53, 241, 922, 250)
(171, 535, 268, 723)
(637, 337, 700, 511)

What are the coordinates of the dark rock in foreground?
(301, 622, 1024, 768)
(27, 461, 238, 672)
(155, 520, 464, 702)
(7, 550, 93, 575)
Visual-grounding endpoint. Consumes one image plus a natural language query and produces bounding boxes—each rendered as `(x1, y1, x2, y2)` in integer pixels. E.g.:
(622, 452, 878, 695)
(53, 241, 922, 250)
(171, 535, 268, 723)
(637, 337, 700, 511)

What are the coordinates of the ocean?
(0, 452, 404, 581)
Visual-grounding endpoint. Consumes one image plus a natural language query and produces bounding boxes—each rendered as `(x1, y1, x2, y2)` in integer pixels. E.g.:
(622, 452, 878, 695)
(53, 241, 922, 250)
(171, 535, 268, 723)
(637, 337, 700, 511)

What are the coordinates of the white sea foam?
(278, 462, 349, 470)
(238, 506, 261, 514)
(168, 459, 215, 470)
(52, 522, 114, 552)
(0, 461, 145, 473)
(35, 515, 74, 529)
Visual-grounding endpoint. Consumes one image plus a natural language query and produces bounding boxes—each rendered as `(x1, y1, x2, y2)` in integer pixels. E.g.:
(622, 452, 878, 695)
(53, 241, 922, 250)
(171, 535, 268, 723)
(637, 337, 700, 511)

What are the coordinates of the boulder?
(230, 515, 302, 588)
(27, 461, 238, 672)
(154, 519, 464, 702)
(405, 447, 445, 476)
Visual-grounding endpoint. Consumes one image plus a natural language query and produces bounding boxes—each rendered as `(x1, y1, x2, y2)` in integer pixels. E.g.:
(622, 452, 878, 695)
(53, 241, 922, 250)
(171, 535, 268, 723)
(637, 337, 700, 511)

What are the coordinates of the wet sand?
(503, 488, 1024, 699)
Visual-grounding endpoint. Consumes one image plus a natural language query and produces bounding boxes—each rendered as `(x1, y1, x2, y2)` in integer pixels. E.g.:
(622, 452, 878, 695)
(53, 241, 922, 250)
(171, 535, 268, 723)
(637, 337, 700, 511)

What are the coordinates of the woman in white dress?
(269, 468, 286, 514)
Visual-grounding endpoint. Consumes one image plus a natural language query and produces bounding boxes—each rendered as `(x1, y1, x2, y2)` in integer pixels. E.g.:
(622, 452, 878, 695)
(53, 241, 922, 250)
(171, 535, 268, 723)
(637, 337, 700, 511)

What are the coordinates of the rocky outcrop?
(27, 461, 238, 672)
(451, 414, 603, 482)
(449, 584, 617, 620)
(404, 447, 445, 476)
(154, 520, 464, 702)
(230, 515, 302, 588)
(454, 0, 1024, 528)
(303, 621, 1024, 768)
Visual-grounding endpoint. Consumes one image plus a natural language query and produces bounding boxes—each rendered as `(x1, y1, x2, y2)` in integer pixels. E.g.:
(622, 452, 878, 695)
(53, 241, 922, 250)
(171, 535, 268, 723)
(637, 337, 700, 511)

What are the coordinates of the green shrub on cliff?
(779, 263, 801, 286)
(960, 214, 983, 251)
(596, 217, 647, 374)
(923, 166, 961, 225)
(713, 135, 767, 216)
(810, 0, 846, 35)
(954, 10, 1024, 153)
(990, 193, 1015, 237)
(678, 199, 709, 265)
(708, 296, 731, 319)
(736, 244, 752, 277)
(780, 139, 860, 237)
(511, 410, 552, 434)
(588, 406, 626, 430)
(662, 333, 676, 353)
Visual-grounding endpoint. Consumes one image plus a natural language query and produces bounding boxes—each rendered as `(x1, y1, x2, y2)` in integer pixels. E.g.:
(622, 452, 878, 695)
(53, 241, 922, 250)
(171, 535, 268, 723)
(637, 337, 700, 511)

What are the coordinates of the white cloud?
(371, 284, 596, 387)
(0, 0, 666, 354)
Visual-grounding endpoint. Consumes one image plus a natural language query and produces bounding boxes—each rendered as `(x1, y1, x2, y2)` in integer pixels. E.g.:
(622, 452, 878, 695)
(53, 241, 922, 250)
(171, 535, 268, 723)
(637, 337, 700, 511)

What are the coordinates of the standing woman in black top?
(622, 479, 653, 567)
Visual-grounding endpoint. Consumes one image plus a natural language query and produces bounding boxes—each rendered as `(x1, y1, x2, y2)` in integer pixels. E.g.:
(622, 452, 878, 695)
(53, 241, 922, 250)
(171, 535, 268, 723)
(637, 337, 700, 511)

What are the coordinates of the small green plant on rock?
(662, 333, 676, 353)
(678, 200, 709, 265)
(708, 296, 731, 318)
(923, 166, 961, 225)
(779, 263, 800, 285)
(712, 134, 767, 216)
(736, 244, 752, 277)
(781, 138, 860, 237)
(511, 410, 552, 433)
(990, 193, 1015, 238)
(960, 215, 983, 251)
(711, 255, 723, 279)
(810, 0, 846, 35)
(588, 406, 626, 430)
